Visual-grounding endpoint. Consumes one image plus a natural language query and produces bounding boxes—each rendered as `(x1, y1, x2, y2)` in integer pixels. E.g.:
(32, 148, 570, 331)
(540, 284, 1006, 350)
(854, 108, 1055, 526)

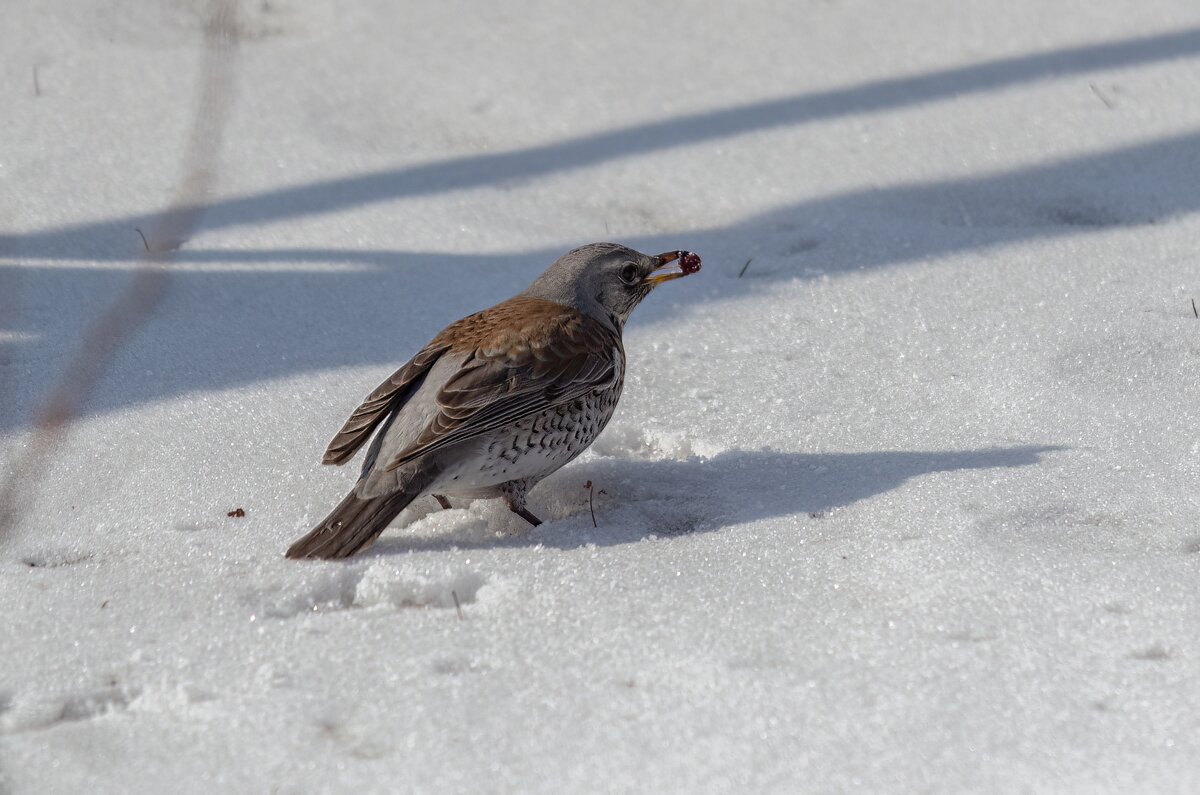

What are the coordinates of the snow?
(3, 0, 1200, 791)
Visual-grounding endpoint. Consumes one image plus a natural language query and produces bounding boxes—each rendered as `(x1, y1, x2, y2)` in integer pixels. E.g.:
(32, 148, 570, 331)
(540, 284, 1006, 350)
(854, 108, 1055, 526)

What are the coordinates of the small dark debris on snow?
(1130, 644, 1173, 661)
(738, 257, 754, 278)
(227, 507, 246, 518)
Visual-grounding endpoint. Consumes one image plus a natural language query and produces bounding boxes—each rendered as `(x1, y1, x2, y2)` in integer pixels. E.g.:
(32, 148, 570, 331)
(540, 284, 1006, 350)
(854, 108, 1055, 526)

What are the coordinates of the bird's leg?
(510, 505, 543, 527)
(432, 494, 453, 510)
(499, 479, 542, 527)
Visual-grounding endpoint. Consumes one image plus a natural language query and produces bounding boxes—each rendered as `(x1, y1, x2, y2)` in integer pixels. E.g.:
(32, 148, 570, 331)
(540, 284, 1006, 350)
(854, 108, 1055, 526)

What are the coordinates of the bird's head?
(526, 242, 702, 328)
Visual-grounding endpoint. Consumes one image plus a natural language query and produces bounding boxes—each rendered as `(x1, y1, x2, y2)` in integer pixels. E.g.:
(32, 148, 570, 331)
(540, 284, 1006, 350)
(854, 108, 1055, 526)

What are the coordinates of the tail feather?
(286, 489, 419, 560)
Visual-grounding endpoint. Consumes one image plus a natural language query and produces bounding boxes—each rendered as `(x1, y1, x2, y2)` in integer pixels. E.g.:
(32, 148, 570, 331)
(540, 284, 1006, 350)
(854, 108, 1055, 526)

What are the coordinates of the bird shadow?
(367, 445, 1061, 554)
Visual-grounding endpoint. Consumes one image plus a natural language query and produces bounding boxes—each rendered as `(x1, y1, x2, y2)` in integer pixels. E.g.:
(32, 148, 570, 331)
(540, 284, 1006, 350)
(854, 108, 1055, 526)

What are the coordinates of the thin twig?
(738, 257, 753, 278)
(1193, 298, 1198, 319)
(135, 228, 150, 252)
(1089, 82, 1116, 110)
(451, 590, 464, 621)
(584, 480, 597, 527)
(32, 65, 41, 98)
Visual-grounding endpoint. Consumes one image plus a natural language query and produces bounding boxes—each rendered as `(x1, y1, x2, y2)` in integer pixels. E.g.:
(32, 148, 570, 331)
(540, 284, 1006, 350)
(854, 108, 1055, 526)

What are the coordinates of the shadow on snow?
(3, 25, 1199, 256)
(366, 445, 1061, 553)
(2, 28, 1200, 429)
(3, 128, 1198, 430)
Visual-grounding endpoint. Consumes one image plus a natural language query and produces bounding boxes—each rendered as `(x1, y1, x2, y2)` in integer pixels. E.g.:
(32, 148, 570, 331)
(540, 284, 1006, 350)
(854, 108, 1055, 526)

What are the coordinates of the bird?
(286, 243, 702, 560)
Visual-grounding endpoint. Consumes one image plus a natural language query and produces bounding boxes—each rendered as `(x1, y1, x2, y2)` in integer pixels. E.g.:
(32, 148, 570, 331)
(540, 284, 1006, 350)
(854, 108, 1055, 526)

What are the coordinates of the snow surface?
(3, 0, 1200, 792)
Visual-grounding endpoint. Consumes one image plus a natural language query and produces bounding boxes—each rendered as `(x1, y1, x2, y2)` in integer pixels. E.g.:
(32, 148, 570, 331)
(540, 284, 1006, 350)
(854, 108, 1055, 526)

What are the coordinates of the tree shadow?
(367, 445, 1061, 554)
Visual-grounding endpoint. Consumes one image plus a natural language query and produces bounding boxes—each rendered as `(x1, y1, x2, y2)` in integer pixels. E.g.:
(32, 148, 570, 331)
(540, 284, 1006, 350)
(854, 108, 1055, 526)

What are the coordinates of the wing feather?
(384, 309, 619, 471)
(321, 342, 449, 465)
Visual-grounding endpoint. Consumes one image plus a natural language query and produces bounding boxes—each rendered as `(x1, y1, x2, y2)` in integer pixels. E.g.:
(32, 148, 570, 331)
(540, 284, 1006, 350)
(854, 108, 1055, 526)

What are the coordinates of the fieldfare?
(286, 243, 701, 559)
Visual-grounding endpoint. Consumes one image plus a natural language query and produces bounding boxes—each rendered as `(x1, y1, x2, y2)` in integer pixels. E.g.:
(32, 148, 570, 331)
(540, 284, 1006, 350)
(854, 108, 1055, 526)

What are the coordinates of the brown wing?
(384, 299, 620, 472)
(322, 341, 450, 465)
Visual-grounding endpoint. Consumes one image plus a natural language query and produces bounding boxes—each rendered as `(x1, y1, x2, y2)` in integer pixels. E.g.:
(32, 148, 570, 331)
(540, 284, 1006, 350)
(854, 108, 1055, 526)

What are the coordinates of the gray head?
(524, 242, 702, 328)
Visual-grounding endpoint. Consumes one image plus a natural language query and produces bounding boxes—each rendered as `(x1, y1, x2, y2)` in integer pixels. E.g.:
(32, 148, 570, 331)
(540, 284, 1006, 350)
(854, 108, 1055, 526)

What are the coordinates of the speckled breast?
(444, 349, 626, 490)
(477, 385, 623, 483)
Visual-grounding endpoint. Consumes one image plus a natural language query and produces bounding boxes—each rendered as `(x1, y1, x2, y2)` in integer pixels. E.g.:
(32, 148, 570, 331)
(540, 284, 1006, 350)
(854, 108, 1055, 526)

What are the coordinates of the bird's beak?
(644, 250, 702, 286)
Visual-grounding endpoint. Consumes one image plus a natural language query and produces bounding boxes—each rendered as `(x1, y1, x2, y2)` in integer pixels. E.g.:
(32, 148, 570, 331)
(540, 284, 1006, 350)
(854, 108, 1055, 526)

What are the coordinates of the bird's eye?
(619, 263, 640, 285)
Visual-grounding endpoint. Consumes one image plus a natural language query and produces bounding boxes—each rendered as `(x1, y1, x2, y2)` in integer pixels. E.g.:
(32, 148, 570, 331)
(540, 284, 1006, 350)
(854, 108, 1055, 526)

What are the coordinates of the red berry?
(680, 252, 702, 275)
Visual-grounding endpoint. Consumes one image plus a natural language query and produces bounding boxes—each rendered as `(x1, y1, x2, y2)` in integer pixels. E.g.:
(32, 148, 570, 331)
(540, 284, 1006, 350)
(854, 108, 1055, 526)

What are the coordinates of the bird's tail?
(286, 488, 420, 560)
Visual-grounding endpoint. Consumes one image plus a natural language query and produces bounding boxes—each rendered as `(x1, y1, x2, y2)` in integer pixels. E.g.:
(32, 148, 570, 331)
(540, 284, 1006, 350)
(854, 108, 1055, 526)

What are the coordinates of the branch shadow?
(4, 125, 1199, 431)
(368, 445, 1061, 554)
(3, 26, 1200, 259)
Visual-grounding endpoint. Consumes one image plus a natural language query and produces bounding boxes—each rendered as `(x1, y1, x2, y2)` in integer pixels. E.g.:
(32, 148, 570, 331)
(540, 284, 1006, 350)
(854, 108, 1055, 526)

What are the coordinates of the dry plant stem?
(0, 269, 21, 434)
(584, 481, 597, 528)
(451, 590, 464, 621)
(0, 0, 239, 544)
